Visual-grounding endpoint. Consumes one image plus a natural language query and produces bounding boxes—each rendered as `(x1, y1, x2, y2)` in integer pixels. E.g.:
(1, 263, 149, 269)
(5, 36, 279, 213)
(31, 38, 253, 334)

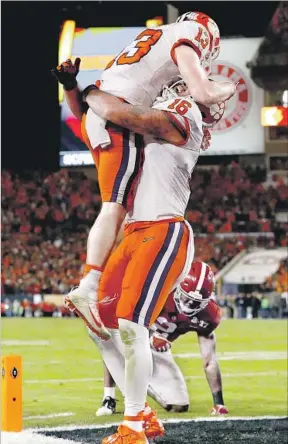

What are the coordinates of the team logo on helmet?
(210, 61, 251, 132)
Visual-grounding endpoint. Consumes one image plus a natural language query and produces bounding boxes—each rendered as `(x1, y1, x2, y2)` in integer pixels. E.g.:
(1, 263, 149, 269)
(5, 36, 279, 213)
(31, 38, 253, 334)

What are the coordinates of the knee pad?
(118, 318, 149, 345)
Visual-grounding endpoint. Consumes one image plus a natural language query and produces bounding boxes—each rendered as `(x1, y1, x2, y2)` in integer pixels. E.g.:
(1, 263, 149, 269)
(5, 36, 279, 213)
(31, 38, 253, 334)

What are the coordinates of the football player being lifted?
(52, 11, 237, 340)
(91, 261, 228, 419)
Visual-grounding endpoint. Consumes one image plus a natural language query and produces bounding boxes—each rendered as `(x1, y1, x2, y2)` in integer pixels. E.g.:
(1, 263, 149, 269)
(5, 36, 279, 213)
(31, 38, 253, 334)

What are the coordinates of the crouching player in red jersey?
(90, 261, 228, 419)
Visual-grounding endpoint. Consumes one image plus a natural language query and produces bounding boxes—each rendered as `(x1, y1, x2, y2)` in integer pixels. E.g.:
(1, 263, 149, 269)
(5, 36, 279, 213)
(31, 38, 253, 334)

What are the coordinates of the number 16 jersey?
(100, 21, 211, 106)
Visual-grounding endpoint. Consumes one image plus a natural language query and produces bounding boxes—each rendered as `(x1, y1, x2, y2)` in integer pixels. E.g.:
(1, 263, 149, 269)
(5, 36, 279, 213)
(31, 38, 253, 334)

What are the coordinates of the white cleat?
(65, 287, 111, 341)
(96, 397, 116, 417)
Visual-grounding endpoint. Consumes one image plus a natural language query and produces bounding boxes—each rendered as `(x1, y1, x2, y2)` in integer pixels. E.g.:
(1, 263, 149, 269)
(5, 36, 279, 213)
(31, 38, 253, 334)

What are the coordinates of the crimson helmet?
(174, 261, 215, 317)
(176, 12, 220, 61)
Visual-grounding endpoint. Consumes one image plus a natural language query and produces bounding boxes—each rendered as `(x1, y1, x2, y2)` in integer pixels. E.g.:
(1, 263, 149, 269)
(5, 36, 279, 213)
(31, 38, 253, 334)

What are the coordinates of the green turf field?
(2, 317, 287, 430)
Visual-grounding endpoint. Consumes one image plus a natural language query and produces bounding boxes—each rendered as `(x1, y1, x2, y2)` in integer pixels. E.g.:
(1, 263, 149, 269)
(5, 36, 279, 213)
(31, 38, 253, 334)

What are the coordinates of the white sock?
(104, 386, 115, 399)
(123, 420, 143, 433)
(144, 403, 152, 416)
(119, 319, 153, 432)
(80, 269, 102, 294)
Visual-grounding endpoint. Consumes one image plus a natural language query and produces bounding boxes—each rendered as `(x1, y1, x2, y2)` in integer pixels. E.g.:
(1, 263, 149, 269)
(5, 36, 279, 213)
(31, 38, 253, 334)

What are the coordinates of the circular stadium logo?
(210, 61, 252, 133)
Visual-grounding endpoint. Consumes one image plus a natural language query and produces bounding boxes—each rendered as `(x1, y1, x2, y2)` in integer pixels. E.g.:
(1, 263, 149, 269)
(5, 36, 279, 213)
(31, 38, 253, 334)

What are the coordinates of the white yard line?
(174, 351, 287, 360)
(25, 377, 102, 384)
(24, 413, 74, 420)
(2, 340, 50, 346)
(24, 371, 286, 385)
(186, 371, 286, 379)
(25, 359, 102, 366)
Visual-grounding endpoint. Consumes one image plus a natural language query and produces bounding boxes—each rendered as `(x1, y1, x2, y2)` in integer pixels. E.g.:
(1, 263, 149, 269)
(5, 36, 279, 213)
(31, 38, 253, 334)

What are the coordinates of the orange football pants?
(98, 218, 190, 328)
(81, 114, 144, 210)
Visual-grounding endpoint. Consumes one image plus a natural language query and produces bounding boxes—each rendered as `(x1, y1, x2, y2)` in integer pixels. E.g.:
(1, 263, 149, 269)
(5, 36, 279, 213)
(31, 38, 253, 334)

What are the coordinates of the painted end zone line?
(1, 431, 78, 444)
(30, 416, 288, 433)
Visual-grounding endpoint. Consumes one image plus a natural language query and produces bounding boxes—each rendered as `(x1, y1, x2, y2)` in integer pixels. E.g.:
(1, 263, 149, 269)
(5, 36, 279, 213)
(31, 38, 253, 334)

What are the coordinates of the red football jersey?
(154, 292, 222, 342)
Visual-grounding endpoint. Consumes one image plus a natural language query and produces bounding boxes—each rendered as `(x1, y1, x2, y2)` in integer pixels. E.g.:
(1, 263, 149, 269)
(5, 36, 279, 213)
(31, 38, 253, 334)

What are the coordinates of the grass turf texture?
(2, 318, 287, 431)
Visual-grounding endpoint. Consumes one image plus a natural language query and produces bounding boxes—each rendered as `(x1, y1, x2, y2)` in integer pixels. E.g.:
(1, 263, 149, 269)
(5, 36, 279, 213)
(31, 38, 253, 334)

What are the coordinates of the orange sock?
(124, 412, 144, 422)
(83, 264, 104, 277)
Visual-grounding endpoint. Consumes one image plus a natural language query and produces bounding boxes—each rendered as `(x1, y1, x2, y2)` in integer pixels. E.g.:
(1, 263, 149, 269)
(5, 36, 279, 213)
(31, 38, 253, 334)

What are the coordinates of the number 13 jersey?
(100, 21, 211, 106)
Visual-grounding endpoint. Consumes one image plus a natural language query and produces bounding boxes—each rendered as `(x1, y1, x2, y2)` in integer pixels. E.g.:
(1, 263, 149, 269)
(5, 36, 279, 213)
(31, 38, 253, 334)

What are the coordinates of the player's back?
(100, 21, 210, 106)
(127, 96, 203, 222)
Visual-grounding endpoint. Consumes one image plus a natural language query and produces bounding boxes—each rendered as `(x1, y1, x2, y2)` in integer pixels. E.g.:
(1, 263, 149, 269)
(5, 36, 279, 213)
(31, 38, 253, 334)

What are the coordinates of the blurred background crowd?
(2, 162, 287, 319)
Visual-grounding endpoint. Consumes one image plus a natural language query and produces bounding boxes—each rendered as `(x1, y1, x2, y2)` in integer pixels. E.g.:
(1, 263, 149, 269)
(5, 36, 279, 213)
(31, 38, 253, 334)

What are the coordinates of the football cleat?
(102, 424, 148, 444)
(143, 409, 165, 439)
(96, 396, 116, 417)
(65, 287, 111, 340)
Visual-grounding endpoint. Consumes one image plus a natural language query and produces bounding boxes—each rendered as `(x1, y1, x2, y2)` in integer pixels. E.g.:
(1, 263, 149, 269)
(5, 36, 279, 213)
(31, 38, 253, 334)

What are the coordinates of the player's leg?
(96, 364, 116, 417)
(89, 327, 126, 416)
(110, 220, 192, 439)
(148, 349, 189, 412)
(66, 120, 144, 338)
(88, 328, 125, 395)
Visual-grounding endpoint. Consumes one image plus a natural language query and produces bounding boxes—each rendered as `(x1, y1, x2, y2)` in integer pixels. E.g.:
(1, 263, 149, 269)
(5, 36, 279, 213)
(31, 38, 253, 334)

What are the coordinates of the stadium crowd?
(2, 162, 287, 297)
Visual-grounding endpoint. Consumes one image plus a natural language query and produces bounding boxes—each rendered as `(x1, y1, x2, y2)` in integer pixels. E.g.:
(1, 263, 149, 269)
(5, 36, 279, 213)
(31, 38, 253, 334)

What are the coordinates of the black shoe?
(96, 396, 116, 416)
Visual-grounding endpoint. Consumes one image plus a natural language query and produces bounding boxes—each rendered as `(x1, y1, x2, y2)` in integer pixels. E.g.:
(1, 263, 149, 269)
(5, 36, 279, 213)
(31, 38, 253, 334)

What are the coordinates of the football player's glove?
(51, 58, 81, 91)
(201, 128, 211, 151)
(210, 404, 229, 415)
(150, 333, 171, 352)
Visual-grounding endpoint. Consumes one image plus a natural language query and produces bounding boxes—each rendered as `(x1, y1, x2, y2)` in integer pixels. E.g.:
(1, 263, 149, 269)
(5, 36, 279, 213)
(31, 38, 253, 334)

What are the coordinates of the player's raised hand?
(210, 404, 229, 415)
(150, 333, 171, 352)
(51, 58, 81, 91)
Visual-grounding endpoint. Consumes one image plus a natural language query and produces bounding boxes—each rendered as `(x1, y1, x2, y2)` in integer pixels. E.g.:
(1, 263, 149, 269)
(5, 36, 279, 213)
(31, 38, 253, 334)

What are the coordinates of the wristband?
(212, 391, 224, 405)
(63, 79, 78, 91)
(82, 84, 99, 101)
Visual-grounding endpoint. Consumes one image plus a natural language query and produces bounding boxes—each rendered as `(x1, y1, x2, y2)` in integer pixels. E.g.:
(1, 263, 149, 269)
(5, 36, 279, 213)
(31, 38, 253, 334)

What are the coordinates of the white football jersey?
(100, 21, 211, 106)
(127, 96, 203, 222)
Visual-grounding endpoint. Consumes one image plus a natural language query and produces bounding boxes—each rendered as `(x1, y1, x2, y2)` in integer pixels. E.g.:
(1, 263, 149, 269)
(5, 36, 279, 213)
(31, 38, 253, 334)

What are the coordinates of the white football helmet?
(158, 76, 225, 128)
(176, 11, 220, 73)
(159, 76, 189, 101)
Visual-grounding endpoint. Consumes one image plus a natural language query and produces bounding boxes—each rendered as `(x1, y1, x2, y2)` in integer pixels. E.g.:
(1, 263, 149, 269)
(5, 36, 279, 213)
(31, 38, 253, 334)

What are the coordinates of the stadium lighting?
(58, 20, 76, 103)
(261, 106, 288, 127)
(146, 17, 163, 27)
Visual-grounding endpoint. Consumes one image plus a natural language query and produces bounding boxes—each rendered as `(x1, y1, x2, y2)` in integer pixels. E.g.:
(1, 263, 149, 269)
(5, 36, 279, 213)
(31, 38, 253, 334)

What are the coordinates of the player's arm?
(64, 86, 86, 121)
(174, 45, 236, 105)
(51, 58, 87, 120)
(84, 88, 188, 145)
(197, 332, 228, 415)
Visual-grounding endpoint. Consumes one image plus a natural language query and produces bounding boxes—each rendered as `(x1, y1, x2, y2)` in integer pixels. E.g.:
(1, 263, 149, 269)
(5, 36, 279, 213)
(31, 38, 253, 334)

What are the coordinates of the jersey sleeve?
(152, 97, 203, 148)
(169, 21, 211, 66)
